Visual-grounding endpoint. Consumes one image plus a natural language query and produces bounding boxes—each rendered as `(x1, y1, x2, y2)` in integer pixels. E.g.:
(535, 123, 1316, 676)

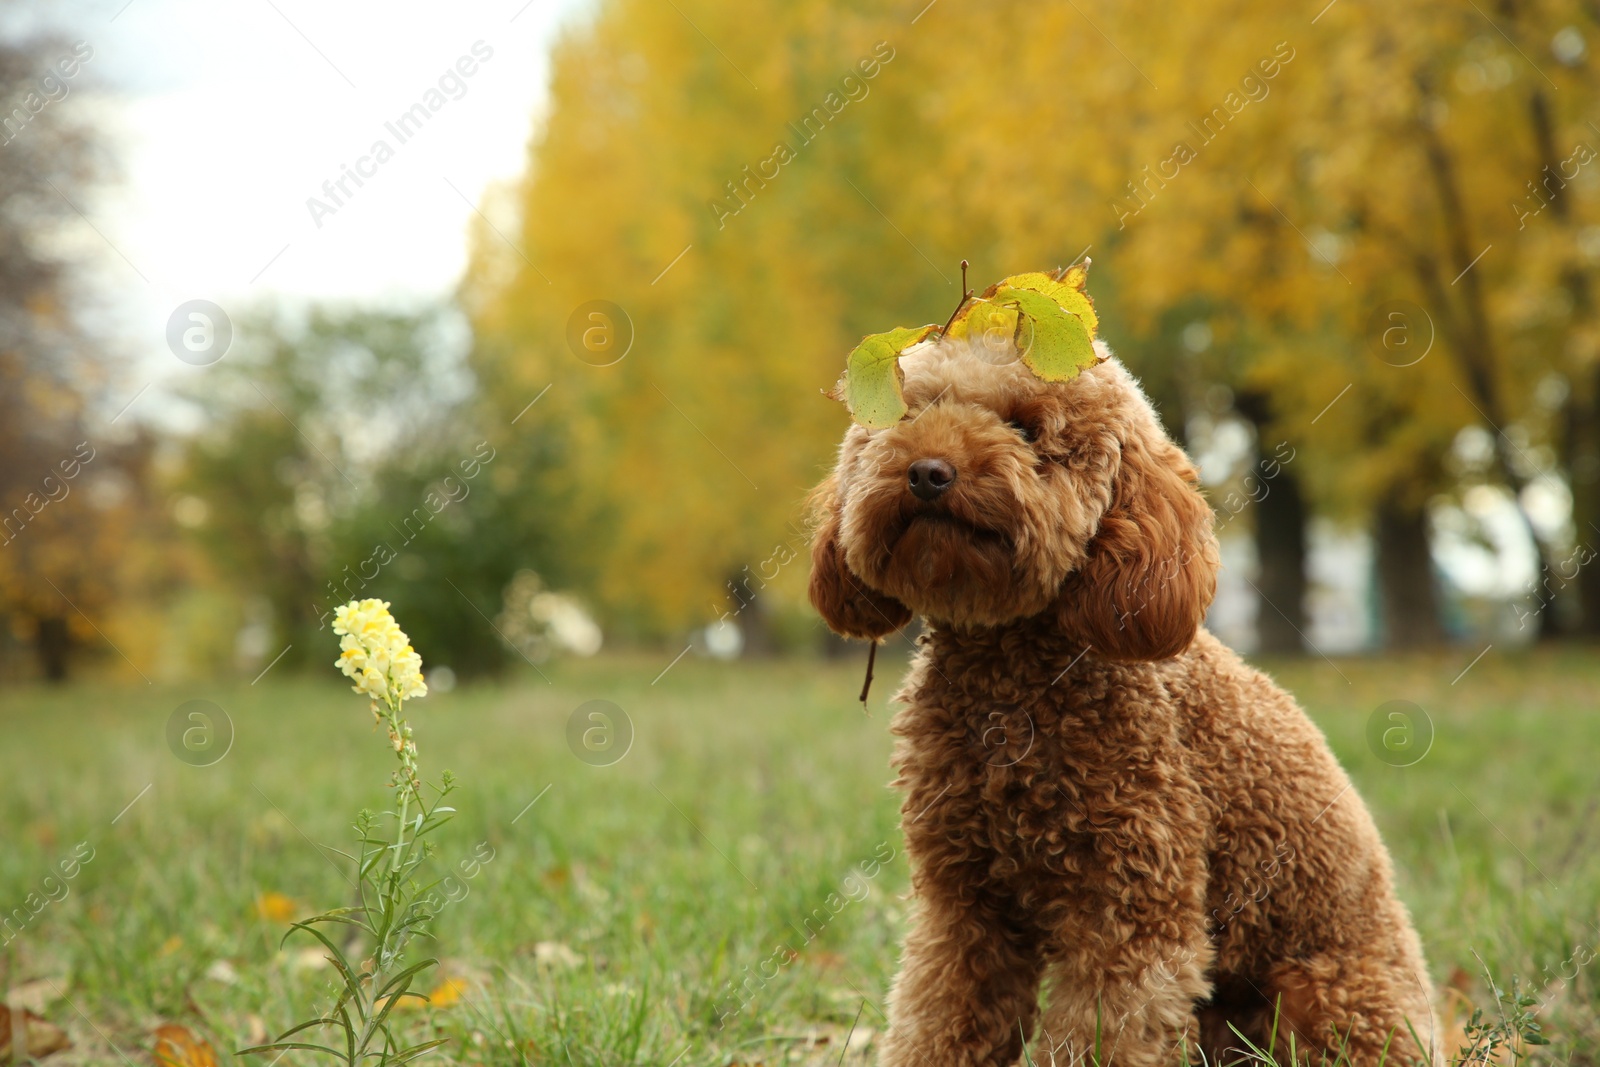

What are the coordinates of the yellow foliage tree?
(470, 0, 1600, 640)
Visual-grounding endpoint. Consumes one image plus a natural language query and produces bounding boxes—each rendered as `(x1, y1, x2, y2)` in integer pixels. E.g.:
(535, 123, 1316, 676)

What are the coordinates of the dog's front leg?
(879, 883, 1044, 1067)
(1038, 931, 1212, 1067)
(1036, 818, 1214, 1067)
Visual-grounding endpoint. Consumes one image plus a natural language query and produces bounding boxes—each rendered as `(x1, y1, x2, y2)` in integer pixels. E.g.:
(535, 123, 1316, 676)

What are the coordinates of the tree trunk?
(738, 588, 777, 657)
(1373, 492, 1445, 649)
(1234, 392, 1309, 655)
(1253, 466, 1309, 655)
(1414, 117, 1563, 640)
(1565, 366, 1600, 636)
(35, 615, 70, 683)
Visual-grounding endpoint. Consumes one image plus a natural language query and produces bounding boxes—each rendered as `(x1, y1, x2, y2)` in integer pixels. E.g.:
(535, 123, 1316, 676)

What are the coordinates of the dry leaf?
(288, 947, 329, 972)
(426, 977, 469, 1008)
(254, 891, 298, 923)
(4, 978, 63, 1015)
(0, 1005, 70, 1063)
(151, 1023, 219, 1067)
(532, 941, 583, 970)
(202, 960, 238, 985)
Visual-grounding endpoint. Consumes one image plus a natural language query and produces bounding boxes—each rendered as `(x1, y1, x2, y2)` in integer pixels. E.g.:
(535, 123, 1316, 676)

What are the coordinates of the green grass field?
(2, 644, 1598, 1066)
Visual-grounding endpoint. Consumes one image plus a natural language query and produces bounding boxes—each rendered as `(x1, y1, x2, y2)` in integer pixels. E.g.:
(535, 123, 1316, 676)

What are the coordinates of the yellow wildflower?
(332, 599, 428, 708)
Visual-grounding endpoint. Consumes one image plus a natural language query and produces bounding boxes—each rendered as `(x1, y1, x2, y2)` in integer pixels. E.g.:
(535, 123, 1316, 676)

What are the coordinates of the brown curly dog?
(808, 335, 1439, 1067)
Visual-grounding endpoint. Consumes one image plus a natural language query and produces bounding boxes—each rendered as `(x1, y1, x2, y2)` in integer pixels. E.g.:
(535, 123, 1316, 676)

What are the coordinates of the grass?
(1, 643, 1598, 1066)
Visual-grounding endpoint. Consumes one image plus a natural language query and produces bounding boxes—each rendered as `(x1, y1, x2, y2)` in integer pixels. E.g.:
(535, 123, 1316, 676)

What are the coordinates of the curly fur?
(808, 336, 1439, 1067)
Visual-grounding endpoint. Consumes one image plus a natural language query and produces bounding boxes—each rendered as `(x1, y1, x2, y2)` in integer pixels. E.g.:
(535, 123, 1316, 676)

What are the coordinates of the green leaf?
(284, 921, 369, 1022)
(387, 1038, 451, 1064)
(949, 298, 1020, 346)
(236, 1041, 346, 1057)
(987, 285, 1099, 382)
(829, 324, 938, 428)
(377, 957, 440, 999)
(829, 265, 1100, 426)
(1004, 267, 1098, 338)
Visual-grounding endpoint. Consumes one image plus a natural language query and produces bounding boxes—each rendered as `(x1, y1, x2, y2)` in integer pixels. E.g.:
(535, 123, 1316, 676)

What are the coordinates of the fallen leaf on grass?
(288, 947, 328, 972)
(152, 1023, 219, 1067)
(4, 978, 64, 1015)
(254, 891, 298, 922)
(533, 941, 583, 970)
(374, 976, 469, 1014)
(848, 1027, 876, 1052)
(202, 960, 238, 985)
(426, 977, 469, 1007)
(0, 1005, 70, 1063)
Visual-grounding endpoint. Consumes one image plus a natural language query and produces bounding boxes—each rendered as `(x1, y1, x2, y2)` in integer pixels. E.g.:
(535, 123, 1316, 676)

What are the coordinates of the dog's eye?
(1009, 418, 1037, 443)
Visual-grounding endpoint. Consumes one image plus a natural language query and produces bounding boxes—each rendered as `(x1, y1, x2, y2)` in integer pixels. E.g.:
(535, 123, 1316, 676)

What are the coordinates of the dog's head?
(808, 335, 1218, 660)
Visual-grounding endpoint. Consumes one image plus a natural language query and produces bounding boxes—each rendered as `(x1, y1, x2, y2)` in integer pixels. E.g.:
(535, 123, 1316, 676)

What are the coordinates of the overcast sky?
(6, 0, 590, 419)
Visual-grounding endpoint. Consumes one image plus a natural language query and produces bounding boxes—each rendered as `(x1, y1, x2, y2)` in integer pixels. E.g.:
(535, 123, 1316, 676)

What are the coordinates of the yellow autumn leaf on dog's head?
(828, 324, 939, 428)
(947, 262, 1097, 344)
(1003, 262, 1098, 339)
(980, 285, 1097, 382)
(829, 261, 1101, 427)
(951, 262, 1099, 383)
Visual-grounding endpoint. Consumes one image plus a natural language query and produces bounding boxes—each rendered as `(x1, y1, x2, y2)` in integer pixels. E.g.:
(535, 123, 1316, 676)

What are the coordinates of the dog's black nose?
(908, 458, 956, 501)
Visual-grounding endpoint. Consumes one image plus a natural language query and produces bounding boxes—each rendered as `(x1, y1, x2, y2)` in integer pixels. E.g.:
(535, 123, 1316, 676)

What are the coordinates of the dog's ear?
(808, 473, 912, 640)
(1058, 431, 1218, 661)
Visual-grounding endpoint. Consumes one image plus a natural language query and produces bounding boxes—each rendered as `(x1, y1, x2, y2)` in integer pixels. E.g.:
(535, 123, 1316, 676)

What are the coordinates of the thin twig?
(859, 641, 879, 711)
(940, 258, 974, 335)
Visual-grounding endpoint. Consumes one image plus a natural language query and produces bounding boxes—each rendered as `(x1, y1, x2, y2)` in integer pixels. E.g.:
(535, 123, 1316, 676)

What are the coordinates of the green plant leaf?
(829, 324, 938, 428)
(377, 957, 440, 999)
(387, 1039, 451, 1064)
(284, 921, 369, 1022)
(235, 1041, 346, 1058)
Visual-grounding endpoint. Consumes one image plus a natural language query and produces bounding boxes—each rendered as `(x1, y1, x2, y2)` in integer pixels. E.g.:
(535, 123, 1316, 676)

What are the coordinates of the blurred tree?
(171, 305, 557, 676)
(0, 30, 134, 680)
(1090, 0, 1600, 642)
(913, 0, 1600, 644)
(464, 0, 965, 638)
(472, 0, 1600, 648)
